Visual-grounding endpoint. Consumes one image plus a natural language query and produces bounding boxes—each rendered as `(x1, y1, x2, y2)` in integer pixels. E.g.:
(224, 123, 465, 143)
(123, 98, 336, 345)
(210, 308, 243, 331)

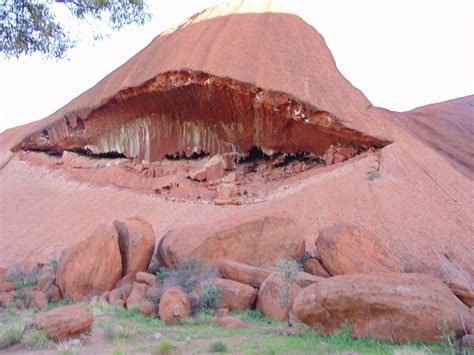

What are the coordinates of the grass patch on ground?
(104, 322, 138, 342)
(93, 302, 164, 328)
(22, 328, 50, 349)
(236, 324, 448, 355)
(0, 322, 24, 349)
(91, 304, 447, 354)
(2, 301, 450, 354)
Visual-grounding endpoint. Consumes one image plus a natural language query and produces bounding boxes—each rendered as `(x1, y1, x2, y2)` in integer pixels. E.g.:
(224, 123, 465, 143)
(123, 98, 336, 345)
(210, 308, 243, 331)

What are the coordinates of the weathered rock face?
(218, 260, 272, 288)
(447, 283, 474, 308)
(316, 224, 401, 276)
(32, 304, 93, 341)
(126, 282, 148, 308)
(113, 217, 155, 279)
(303, 258, 330, 278)
(139, 300, 155, 316)
(0, 281, 15, 293)
(156, 216, 305, 269)
(56, 223, 122, 301)
(189, 154, 227, 182)
(16, 69, 387, 164)
(37, 268, 56, 293)
(293, 273, 474, 342)
(159, 287, 191, 325)
(136, 271, 159, 288)
(0, 292, 14, 307)
(29, 290, 48, 309)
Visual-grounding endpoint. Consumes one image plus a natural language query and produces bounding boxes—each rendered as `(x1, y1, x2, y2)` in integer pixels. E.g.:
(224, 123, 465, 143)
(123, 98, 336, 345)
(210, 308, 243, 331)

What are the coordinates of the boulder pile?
(1, 218, 473, 345)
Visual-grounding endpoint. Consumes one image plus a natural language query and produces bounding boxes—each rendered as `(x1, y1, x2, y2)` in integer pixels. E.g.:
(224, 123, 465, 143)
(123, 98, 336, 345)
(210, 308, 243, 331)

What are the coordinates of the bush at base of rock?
(256, 273, 301, 322)
(202, 278, 257, 311)
(160, 259, 219, 293)
(293, 273, 474, 342)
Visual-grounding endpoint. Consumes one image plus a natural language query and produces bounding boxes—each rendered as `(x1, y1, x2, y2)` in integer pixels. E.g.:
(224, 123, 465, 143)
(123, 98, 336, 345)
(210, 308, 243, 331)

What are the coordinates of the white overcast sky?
(0, 0, 473, 133)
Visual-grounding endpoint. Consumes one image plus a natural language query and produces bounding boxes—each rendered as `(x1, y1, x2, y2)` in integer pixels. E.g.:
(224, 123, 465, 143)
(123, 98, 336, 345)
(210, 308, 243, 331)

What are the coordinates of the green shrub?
(209, 341, 228, 353)
(199, 283, 221, 310)
(49, 259, 58, 270)
(160, 258, 218, 293)
(0, 323, 25, 349)
(156, 267, 171, 282)
(368, 171, 381, 181)
(23, 328, 49, 349)
(6, 266, 40, 290)
(155, 340, 173, 354)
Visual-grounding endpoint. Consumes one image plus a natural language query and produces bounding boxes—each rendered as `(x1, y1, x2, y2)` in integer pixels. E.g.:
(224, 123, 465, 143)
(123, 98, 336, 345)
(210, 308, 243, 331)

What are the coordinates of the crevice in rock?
(67, 148, 127, 160)
(164, 150, 210, 161)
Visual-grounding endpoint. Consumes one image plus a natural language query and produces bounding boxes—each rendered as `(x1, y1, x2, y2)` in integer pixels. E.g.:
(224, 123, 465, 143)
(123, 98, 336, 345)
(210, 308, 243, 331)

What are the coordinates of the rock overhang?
(16, 70, 390, 163)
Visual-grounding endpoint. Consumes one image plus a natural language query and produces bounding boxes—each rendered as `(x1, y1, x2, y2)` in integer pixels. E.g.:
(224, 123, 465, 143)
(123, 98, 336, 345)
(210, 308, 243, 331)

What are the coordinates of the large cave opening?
(16, 70, 390, 203)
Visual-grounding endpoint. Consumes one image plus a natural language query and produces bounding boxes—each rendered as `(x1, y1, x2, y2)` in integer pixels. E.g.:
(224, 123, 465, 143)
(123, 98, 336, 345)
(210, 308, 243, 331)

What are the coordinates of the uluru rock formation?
(0, 0, 473, 328)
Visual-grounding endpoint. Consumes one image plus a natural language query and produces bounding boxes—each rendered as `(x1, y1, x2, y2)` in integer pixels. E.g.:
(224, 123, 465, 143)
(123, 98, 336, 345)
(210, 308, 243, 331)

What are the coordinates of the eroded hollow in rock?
(18, 70, 389, 165)
(15, 70, 391, 202)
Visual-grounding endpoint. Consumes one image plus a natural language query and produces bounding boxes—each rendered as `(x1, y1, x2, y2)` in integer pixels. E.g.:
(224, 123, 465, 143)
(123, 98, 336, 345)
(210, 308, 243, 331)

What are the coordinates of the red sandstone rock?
(126, 283, 148, 308)
(37, 268, 56, 293)
(109, 284, 132, 305)
(113, 217, 155, 280)
(303, 258, 330, 278)
(115, 273, 135, 289)
(29, 290, 48, 309)
(210, 315, 248, 328)
(295, 272, 325, 288)
(136, 271, 159, 288)
(218, 260, 271, 288)
(157, 217, 305, 269)
(139, 300, 155, 316)
(256, 273, 302, 322)
(0, 268, 6, 283)
(316, 225, 401, 276)
(99, 292, 109, 303)
(159, 287, 191, 325)
(190, 155, 227, 182)
(447, 283, 474, 308)
(48, 285, 62, 302)
(293, 273, 474, 342)
(203, 278, 257, 311)
(32, 304, 93, 341)
(0, 281, 16, 293)
(214, 183, 239, 205)
(115, 299, 126, 307)
(56, 223, 122, 301)
(0, 292, 14, 307)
